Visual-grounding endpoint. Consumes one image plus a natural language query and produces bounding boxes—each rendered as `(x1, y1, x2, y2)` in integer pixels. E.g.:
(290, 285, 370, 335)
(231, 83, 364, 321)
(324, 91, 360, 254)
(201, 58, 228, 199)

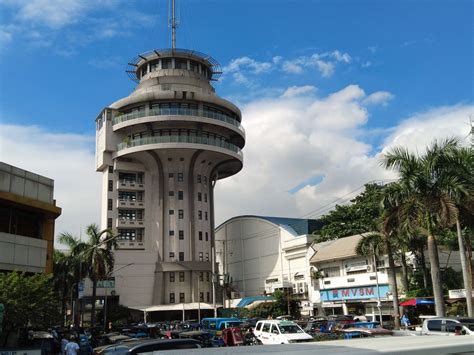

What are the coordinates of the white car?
(421, 317, 474, 336)
(254, 320, 313, 344)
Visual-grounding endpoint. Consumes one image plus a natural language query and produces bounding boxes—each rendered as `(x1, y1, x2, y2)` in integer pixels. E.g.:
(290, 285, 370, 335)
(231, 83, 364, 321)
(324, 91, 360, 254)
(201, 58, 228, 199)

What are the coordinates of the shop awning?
(399, 298, 435, 306)
(129, 302, 220, 312)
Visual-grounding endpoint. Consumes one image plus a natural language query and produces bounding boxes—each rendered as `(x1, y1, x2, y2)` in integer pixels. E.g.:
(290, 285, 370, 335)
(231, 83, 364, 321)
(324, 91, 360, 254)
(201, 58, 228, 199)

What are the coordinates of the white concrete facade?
(95, 49, 244, 309)
(215, 216, 322, 316)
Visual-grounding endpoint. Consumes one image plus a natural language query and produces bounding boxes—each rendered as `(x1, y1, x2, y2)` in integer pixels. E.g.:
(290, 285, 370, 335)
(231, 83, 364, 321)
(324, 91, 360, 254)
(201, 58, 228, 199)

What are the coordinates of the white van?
(254, 320, 313, 344)
(421, 317, 474, 336)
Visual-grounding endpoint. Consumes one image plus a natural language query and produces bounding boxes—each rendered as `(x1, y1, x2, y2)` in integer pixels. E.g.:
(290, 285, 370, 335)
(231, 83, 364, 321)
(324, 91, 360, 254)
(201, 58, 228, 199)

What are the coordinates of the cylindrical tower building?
(95, 48, 244, 311)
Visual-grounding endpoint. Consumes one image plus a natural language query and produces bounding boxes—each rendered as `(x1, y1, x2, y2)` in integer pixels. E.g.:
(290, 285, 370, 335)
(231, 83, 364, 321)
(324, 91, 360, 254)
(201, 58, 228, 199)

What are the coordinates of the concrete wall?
(0, 232, 48, 273)
(0, 162, 54, 204)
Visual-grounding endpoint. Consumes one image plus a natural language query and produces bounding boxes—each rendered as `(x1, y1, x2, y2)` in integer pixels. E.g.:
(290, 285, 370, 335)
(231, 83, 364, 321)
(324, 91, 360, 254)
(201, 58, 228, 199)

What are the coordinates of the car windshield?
(462, 323, 474, 331)
(279, 325, 303, 334)
(227, 322, 242, 327)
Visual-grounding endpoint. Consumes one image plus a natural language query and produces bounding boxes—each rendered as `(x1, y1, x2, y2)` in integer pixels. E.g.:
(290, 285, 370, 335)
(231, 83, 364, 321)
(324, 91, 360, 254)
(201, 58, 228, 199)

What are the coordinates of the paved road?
(165, 335, 474, 354)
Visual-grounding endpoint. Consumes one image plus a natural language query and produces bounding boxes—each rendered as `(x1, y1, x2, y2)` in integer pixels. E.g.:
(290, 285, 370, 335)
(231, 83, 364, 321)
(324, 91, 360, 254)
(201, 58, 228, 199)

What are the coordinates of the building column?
(43, 218, 55, 274)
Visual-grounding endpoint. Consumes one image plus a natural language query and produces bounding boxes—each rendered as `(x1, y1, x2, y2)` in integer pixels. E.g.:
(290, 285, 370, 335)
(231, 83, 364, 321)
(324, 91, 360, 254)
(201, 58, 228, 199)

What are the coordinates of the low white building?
(310, 234, 394, 318)
(215, 215, 323, 316)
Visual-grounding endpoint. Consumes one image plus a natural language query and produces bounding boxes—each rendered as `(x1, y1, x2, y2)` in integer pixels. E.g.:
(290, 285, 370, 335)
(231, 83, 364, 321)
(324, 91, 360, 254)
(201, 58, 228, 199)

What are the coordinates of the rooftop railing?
(113, 107, 244, 133)
(117, 135, 243, 158)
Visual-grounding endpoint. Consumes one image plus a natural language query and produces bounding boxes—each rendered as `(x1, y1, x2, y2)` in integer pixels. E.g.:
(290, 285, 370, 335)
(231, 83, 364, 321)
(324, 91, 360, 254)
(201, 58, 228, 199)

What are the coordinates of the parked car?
(254, 320, 313, 344)
(339, 321, 393, 338)
(421, 317, 474, 336)
(94, 338, 201, 354)
(201, 317, 243, 332)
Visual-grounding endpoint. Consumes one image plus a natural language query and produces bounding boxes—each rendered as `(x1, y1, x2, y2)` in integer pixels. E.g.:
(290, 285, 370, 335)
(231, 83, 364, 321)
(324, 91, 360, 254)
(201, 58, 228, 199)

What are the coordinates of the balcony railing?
(112, 108, 244, 133)
(117, 135, 243, 158)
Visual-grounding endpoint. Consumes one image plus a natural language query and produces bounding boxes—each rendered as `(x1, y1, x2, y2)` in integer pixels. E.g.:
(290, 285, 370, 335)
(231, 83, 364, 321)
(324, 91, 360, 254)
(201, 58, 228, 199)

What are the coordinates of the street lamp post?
(103, 262, 134, 330)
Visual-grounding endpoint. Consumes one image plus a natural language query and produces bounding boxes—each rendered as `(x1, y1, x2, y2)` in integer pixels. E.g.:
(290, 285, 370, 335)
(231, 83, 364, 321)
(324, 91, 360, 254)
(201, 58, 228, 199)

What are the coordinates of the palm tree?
(53, 250, 76, 326)
(82, 224, 117, 327)
(442, 144, 474, 316)
(382, 138, 469, 316)
(59, 224, 117, 327)
(356, 230, 401, 329)
(58, 232, 87, 326)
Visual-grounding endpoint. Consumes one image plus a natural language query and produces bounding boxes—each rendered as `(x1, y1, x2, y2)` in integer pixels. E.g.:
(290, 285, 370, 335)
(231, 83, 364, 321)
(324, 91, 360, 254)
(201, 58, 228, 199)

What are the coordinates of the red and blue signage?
(321, 285, 390, 301)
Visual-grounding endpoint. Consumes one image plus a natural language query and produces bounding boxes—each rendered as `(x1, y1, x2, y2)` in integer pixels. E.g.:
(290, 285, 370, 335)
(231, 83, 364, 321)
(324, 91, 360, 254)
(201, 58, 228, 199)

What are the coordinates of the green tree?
(53, 249, 77, 326)
(355, 231, 400, 329)
(0, 272, 60, 346)
(59, 224, 117, 327)
(382, 138, 470, 316)
(319, 183, 385, 240)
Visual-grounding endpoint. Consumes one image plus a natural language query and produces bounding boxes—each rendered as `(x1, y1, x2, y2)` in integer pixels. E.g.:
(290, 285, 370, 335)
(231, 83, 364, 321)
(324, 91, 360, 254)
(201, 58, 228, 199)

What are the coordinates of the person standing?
(400, 314, 411, 329)
(65, 336, 80, 355)
(61, 335, 69, 355)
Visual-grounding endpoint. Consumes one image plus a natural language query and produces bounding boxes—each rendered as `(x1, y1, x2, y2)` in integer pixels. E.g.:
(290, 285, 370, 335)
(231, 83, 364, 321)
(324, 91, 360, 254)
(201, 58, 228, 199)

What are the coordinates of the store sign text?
(321, 285, 390, 301)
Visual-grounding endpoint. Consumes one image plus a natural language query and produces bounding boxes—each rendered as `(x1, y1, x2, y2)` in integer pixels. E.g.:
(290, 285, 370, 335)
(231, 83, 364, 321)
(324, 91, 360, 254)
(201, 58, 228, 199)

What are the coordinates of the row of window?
(139, 57, 212, 80)
(118, 228, 144, 241)
(168, 272, 210, 283)
(118, 191, 143, 202)
(168, 230, 209, 242)
(169, 251, 210, 261)
(128, 129, 229, 146)
(169, 291, 210, 304)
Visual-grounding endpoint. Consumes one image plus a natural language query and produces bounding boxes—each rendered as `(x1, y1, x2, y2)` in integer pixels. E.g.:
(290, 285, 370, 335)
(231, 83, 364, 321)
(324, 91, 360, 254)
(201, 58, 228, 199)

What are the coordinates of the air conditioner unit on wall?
(367, 265, 374, 272)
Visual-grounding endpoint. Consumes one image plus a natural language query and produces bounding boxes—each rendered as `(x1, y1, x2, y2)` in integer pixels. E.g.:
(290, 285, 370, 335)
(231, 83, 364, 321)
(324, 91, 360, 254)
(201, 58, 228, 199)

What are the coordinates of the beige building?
(95, 49, 245, 314)
(0, 162, 61, 273)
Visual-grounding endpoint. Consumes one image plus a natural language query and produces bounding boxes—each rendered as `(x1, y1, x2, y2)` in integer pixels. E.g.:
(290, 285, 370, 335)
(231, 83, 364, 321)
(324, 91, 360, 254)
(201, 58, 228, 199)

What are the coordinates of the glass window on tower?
(199, 231, 202, 240)
(199, 252, 203, 261)
(179, 252, 184, 261)
(198, 211, 202, 220)
(198, 192, 202, 201)
(178, 210, 184, 219)
(178, 191, 184, 200)
(197, 175, 202, 183)
(170, 293, 175, 303)
(169, 252, 175, 260)
(200, 292, 204, 302)
(199, 272, 204, 281)
(178, 173, 183, 182)
(206, 252, 209, 261)
(169, 272, 175, 282)
(205, 232, 209, 241)
(162, 58, 172, 69)
(207, 292, 210, 302)
(179, 230, 184, 240)
(180, 292, 185, 303)
(204, 194, 207, 203)
(179, 272, 185, 282)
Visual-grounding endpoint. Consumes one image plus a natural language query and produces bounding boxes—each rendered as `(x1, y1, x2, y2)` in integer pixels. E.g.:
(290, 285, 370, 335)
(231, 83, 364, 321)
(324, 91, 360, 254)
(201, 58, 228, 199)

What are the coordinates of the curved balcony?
(117, 135, 243, 158)
(112, 107, 244, 133)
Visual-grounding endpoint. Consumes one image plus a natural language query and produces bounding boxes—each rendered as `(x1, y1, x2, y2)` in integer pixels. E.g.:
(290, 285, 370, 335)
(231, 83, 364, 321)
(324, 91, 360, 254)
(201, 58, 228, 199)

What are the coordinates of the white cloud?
(2, 94, 469, 247)
(0, 124, 101, 246)
(224, 56, 274, 74)
(281, 85, 316, 98)
(363, 91, 394, 106)
(14, 0, 89, 29)
(0, 0, 156, 51)
(282, 60, 304, 74)
(214, 91, 472, 223)
(227, 49, 354, 84)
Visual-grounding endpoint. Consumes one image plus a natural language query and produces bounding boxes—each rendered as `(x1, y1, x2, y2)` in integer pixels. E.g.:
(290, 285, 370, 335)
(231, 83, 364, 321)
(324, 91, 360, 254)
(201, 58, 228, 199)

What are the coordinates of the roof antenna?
(170, 0, 178, 49)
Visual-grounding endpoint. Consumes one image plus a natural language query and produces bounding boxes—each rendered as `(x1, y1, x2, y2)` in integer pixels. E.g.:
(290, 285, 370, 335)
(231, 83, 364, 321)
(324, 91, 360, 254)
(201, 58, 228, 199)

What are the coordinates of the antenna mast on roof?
(170, 0, 178, 49)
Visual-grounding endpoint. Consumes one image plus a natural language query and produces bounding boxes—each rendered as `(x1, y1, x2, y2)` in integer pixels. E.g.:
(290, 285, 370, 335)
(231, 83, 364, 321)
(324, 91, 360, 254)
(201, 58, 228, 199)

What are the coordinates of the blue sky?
(0, 0, 472, 239)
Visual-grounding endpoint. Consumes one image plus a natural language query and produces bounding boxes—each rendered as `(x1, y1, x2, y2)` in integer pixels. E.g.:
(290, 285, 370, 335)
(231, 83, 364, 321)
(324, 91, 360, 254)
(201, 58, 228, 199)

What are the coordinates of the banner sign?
(320, 285, 390, 301)
(449, 289, 474, 299)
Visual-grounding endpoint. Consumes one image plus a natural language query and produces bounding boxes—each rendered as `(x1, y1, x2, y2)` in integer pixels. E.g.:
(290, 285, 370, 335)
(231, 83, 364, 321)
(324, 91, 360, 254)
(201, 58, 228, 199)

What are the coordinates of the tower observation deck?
(95, 47, 245, 312)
